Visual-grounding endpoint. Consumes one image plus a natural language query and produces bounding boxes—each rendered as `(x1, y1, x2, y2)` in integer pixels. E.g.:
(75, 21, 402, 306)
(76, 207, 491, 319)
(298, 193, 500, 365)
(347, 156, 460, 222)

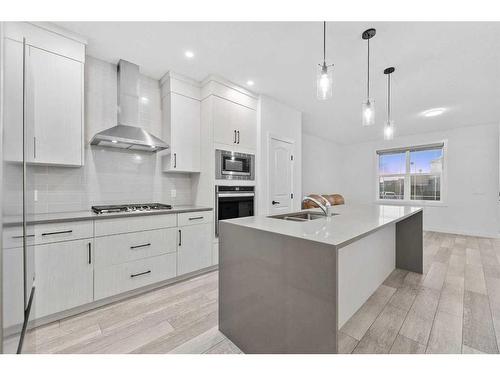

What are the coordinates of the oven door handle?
(217, 193, 255, 198)
(215, 189, 219, 237)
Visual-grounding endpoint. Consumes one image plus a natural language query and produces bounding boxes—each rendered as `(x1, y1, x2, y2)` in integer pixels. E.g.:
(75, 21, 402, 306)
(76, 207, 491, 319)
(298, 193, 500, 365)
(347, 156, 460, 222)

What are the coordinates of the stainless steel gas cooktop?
(91, 203, 172, 214)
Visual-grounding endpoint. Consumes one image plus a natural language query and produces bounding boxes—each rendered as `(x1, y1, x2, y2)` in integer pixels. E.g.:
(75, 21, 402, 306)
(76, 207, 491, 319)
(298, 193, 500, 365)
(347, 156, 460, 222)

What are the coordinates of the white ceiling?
(55, 22, 500, 144)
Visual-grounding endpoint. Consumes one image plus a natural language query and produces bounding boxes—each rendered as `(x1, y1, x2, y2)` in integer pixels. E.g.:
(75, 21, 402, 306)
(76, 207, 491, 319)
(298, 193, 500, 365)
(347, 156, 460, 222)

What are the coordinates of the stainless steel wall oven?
(215, 185, 254, 236)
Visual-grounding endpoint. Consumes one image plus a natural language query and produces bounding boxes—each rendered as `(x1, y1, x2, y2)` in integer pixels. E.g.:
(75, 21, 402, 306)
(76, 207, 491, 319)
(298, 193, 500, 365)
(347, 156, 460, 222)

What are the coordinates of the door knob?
(272, 200, 280, 205)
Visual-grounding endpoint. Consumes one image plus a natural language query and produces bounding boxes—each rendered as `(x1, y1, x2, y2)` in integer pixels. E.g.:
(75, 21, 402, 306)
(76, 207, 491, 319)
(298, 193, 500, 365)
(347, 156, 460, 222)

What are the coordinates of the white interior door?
(269, 137, 294, 215)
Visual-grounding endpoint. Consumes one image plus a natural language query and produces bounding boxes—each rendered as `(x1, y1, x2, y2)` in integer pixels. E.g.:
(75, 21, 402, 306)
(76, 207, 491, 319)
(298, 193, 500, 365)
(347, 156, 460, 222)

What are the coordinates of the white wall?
(339, 123, 499, 238)
(302, 133, 343, 195)
(257, 96, 302, 215)
(3, 56, 192, 215)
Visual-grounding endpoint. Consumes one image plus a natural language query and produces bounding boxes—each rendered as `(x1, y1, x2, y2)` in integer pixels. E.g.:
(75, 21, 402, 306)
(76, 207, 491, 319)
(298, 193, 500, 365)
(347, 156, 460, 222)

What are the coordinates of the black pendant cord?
(362, 29, 376, 101)
(323, 21, 326, 63)
(367, 38, 370, 100)
(387, 73, 391, 121)
(383, 67, 395, 123)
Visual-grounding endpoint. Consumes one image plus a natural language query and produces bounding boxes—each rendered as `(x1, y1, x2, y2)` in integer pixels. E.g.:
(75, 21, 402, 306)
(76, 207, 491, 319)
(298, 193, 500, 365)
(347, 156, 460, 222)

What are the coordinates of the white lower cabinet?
(177, 223, 212, 275)
(29, 210, 213, 322)
(34, 239, 93, 319)
(94, 253, 177, 300)
(2, 248, 25, 328)
(212, 242, 219, 266)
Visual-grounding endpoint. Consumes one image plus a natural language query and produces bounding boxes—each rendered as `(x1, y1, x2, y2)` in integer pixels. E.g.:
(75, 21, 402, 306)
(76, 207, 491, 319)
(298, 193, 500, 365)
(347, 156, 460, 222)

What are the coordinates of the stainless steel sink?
(268, 211, 337, 222)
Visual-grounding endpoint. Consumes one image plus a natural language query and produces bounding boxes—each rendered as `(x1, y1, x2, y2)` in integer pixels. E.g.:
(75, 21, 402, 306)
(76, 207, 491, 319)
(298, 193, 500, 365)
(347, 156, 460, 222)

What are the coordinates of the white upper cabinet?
(161, 73, 201, 173)
(27, 46, 84, 166)
(3, 38, 23, 163)
(4, 22, 86, 167)
(212, 96, 256, 151)
(213, 96, 237, 147)
(235, 101, 257, 150)
(205, 80, 257, 152)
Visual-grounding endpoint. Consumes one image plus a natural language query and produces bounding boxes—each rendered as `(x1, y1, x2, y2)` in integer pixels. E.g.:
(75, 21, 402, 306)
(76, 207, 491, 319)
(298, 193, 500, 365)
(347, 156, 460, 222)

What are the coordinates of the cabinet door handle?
(41, 230, 73, 236)
(178, 229, 182, 246)
(272, 200, 280, 205)
(188, 216, 204, 221)
(237, 131, 240, 144)
(234, 130, 237, 143)
(130, 243, 151, 249)
(88, 242, 92, 264)
(12, 234, 35, 239)
(33, 137, 36, 159)
(130, 270, 151, 278)
(173, 153, 177, 168)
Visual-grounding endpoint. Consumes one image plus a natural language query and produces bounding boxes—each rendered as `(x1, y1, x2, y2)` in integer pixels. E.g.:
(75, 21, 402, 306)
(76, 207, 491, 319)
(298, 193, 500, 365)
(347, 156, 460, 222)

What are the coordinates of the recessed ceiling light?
(246, 80, 254, 86)
(422, 108, 446, 117)
(185, 50, 194, 59)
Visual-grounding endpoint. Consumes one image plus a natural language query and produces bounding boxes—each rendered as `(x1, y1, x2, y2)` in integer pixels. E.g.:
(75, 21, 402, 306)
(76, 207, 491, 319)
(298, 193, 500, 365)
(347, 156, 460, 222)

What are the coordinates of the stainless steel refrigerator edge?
(1, 24, 36, 354)
(0, 21, 5, 355)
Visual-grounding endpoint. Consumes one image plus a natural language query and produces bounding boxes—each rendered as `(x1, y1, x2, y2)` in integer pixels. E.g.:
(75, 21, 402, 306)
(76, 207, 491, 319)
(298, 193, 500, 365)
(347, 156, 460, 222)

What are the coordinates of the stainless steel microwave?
(215, 149, 255, 180)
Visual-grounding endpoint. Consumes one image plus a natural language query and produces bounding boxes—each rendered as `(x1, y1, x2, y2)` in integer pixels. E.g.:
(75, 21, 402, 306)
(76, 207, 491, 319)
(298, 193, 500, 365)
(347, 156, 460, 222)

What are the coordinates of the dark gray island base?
(219, 205, 423, 354)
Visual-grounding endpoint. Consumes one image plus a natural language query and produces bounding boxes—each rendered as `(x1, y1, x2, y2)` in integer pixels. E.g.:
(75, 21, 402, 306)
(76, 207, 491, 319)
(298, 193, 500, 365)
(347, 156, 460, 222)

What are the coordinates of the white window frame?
(375, 141, 448, 206)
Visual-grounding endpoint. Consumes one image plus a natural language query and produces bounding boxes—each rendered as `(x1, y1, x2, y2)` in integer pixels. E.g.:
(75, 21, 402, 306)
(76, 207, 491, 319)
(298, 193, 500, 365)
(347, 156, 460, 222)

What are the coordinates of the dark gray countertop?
(3, 205, 212, 227)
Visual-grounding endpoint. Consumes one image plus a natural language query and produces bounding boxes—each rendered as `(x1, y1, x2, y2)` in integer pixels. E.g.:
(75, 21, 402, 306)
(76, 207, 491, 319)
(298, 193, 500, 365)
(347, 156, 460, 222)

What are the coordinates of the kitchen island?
(218, 204, 423, 353)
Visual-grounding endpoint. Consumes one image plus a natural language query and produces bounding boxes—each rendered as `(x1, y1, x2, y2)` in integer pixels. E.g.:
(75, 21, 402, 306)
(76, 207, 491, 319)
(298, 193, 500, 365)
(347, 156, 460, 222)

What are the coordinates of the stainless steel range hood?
(90, 60, 169, 152)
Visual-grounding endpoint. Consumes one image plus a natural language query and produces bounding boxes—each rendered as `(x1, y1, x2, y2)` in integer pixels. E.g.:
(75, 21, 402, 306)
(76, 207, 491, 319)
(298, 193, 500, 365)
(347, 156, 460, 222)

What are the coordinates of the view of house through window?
(378, 143, 444, 201)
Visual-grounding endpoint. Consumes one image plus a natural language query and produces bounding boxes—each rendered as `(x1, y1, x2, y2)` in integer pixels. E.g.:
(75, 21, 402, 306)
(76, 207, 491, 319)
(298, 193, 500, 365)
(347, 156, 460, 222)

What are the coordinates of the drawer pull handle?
(188, 216, 204, 221)
(130, 270, 151, 278)
(12, 234, 35, 239)
(42, 230, 73, 236)
(130, 243, 151, 249)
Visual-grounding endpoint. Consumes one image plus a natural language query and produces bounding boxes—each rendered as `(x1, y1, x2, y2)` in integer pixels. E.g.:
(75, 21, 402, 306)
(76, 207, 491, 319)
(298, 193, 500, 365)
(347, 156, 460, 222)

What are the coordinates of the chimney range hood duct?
(90, 60, 169, 152)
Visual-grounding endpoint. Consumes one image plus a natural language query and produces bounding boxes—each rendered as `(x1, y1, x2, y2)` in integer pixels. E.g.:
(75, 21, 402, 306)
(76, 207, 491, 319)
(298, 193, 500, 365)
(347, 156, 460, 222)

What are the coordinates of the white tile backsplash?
(4, 56, 192, 215)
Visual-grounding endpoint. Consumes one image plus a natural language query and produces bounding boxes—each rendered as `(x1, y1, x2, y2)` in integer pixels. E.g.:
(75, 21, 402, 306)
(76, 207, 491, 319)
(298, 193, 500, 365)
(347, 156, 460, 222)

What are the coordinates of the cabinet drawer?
(2, 225, 35, 249)
(95, 214, 177, 236)
(94, 253, 177, 300)
(3, 221, 91, 248)
(34, 221, 93, 245)
(178, 211, 212, 227)
(94, 228, 177, 267)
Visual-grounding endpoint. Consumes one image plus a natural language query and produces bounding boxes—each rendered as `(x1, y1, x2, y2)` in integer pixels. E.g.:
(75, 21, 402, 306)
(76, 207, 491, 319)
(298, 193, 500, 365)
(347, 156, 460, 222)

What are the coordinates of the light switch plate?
(171, 189, 177, 198)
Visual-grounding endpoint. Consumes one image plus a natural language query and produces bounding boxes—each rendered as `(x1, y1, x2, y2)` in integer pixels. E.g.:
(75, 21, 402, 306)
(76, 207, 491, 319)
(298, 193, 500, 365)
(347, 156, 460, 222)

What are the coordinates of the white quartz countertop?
(3, 205, 212, 227)
(221, 204, 422, 248)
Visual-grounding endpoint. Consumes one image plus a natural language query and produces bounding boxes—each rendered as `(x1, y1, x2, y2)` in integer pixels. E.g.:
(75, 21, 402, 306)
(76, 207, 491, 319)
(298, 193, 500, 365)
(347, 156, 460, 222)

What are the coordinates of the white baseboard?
(424, 226, 499, 239)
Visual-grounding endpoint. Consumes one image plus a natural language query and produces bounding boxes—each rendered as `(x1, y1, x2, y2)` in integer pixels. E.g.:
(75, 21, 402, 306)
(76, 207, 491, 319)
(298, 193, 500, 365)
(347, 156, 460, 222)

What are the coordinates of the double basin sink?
(268, 211, 338, 222)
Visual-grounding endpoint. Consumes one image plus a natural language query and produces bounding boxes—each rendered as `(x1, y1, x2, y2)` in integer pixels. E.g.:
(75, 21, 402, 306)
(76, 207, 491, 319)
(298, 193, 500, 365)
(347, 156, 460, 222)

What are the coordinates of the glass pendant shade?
(317, 64, 333, 100)
(384, 120, 395, 140)
(362, 99, 375, 126)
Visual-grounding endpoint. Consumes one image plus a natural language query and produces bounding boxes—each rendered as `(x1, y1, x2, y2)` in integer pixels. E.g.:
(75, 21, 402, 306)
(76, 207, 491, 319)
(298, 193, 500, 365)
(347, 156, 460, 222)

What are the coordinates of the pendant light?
(317, 21, 334, 100)
(383, 67, 395, 140)
(361, 28, 376, 126)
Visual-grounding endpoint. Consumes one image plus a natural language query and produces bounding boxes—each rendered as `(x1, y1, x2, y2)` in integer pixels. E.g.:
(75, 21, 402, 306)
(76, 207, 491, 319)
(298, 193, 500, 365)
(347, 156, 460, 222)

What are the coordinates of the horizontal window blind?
(376, 142, 444, 155)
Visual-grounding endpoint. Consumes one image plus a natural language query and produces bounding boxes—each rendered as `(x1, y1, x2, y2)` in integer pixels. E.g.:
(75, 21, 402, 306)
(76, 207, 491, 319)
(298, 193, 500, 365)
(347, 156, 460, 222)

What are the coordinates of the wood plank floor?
(25, 231, 500, 354)
(341, 231, 500, 354)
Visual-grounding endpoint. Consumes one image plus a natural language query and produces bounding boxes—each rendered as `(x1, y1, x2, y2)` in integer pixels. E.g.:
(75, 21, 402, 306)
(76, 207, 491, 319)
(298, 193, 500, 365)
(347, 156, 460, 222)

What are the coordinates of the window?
(377, 143, 444, 202)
